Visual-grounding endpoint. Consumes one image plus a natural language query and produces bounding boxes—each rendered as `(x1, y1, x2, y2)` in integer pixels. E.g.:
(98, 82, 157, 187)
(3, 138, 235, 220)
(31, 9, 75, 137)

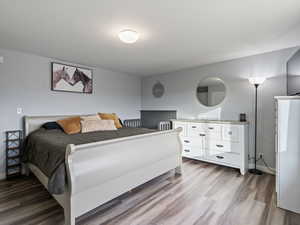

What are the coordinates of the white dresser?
(172, 119, 249, 175)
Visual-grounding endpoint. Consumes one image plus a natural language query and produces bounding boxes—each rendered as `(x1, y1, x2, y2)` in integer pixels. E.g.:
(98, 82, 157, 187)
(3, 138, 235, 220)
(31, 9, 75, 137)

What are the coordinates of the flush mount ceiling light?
(118, 29, 139, 44)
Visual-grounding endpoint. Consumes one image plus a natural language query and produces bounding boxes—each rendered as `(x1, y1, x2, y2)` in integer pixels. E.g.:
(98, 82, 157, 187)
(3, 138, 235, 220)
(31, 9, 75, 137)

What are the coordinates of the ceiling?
(1, 0, 300, 76)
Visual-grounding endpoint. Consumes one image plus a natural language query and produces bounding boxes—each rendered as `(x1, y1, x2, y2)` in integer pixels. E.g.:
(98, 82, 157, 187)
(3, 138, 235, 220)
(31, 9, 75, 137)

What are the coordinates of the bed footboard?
(64, 128, 182, 225)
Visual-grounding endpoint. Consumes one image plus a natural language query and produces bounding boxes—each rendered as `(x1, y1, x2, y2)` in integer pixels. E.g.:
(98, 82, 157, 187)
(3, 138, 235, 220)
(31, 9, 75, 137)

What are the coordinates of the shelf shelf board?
(6, 130, 22, 134)
(6, 139, 21, 142)
(7, 147, 20, 150)
(7, 155, 21, 159)
(7, 164, 21, 168)
(6, 173, 22, 179)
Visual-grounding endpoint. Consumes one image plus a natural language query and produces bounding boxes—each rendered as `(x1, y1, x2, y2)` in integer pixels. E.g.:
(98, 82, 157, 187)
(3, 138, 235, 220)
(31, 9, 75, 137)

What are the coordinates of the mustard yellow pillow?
(57, 116, 81, 134)
(98, 113, 122, 128)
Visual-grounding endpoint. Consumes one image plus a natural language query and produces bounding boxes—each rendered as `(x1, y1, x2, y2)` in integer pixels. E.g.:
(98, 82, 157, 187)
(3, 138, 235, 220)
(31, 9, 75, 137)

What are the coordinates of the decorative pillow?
(98, 113, 122, 128)
(119, 118, 123, 126)
(57, 116, 81, 134)
(80, 114, 101, 121)
(41, 122, 63, 130)
(81, 120, 117, 133)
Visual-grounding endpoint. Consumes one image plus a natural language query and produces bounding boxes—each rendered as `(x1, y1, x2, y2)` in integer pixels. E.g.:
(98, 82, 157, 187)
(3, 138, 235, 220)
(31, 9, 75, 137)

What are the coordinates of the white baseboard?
(248, 164, 276, 175)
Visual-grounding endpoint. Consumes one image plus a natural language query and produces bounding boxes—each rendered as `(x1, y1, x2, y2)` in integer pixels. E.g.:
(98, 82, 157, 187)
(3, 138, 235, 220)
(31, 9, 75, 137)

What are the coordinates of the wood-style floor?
(0, 159, 300, 225)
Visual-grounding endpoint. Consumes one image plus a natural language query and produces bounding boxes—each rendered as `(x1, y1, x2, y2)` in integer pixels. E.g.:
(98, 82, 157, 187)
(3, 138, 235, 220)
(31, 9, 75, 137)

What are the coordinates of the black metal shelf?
(6, 130, 23, 179)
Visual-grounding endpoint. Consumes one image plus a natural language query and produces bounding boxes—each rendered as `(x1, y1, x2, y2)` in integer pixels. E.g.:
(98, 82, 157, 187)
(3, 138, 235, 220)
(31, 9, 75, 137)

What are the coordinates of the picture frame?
(51, 62, 93, 94)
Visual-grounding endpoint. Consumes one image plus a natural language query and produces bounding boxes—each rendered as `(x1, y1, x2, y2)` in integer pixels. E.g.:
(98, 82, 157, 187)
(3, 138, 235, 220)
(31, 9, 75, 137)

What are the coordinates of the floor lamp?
(248, 77, 266, 175)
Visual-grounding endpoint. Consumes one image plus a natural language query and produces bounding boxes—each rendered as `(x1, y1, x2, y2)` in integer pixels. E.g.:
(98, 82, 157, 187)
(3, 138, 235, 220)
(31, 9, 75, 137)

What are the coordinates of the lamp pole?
(249, 83, 262, 175)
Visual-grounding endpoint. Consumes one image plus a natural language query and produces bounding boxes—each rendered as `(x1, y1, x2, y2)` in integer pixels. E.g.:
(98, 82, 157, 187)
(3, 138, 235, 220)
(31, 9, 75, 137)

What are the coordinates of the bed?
(23, 115, 182, 225)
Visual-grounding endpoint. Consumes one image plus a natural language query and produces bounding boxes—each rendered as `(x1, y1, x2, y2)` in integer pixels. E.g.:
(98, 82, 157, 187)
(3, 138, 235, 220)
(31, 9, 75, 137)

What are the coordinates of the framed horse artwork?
(51, 62, 93, 93)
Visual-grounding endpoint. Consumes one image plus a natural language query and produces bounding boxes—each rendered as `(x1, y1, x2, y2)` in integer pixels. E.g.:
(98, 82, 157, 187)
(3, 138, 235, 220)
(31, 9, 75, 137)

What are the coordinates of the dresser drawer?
(205, 124, 222, 140)
(188, 123, 207, 136)
(222, 125, 239, 142)
(181, 137, 202, 147)
(206, 124, 221, 134)
(205, 149, 240, 166)
(182, 146, 203, 158)
(206, 140, 241, 154)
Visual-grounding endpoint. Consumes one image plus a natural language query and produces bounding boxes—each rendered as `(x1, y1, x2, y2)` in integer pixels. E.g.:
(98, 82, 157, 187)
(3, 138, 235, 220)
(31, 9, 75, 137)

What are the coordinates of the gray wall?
(142, 47, 299, 169)
(0, 48, 141, 178)
(287, 49, 300, 95)
(0, 47, 297, 178)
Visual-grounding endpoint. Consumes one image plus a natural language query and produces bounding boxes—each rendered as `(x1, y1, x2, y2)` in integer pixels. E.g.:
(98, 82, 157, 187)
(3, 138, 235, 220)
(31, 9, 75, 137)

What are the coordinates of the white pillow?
(81, 114, 101, 121)
(81, 120, 117, 133)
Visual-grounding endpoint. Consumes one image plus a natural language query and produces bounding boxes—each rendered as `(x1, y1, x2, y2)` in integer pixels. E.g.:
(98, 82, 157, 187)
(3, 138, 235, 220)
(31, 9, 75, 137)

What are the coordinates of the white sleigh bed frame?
(24, 115, 182, 225)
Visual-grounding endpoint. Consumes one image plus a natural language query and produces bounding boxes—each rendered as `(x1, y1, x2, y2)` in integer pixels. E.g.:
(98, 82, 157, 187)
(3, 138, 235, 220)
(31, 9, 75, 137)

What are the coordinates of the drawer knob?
(184, 149, 190, 152)
(228, 131, 233, 135)
(208, 127, 214, 130)
(216, 144, 224, 148)
(184, 140, 190, 143)
(192, 126, 197, 128)
(216, 155, 224, 159)
(199, 134, 206, 137)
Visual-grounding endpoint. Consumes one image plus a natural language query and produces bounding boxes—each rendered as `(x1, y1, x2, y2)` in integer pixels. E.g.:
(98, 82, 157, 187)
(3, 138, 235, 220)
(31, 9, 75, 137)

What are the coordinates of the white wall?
(0, 48, 141, 179)
(142, 47, 299, 169)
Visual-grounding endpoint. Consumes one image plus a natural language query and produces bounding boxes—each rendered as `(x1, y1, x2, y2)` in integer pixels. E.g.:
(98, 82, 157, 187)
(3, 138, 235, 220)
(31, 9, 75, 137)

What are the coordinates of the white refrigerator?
(276, 96, 300, 213)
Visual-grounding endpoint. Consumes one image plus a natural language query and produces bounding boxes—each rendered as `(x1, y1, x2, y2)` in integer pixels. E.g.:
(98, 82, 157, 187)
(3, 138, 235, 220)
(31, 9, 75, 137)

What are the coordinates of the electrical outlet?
(17, 108, 23, 114)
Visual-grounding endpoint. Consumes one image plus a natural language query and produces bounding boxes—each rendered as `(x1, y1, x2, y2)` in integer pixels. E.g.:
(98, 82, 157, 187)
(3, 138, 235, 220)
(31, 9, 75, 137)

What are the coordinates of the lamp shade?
(248, 77, 266, 85)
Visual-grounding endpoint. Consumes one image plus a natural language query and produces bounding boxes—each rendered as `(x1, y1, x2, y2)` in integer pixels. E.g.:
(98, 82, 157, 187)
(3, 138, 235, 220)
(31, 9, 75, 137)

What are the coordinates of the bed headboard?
(24, 115, 87, 136)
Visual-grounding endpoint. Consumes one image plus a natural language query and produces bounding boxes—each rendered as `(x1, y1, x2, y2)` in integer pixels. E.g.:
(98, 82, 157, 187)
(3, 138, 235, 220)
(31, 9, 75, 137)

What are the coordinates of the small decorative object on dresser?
(172, 119, 249, 175)
(6, 130, 23, 179)
(239, 113, 246, 122)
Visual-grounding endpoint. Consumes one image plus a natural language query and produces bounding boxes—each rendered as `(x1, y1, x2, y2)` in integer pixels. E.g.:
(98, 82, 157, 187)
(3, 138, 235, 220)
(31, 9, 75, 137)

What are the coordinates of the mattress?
(22, 127, 157, 194)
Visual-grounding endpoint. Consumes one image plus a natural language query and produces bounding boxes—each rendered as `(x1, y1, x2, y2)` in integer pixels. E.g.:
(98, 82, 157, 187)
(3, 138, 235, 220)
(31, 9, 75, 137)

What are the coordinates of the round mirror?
(196, 77, 226, 106)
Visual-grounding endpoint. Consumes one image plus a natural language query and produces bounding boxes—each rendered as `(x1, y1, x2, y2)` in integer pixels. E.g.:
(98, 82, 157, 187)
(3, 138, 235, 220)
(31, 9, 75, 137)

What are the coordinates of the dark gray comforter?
(22, 127, 157, 194)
